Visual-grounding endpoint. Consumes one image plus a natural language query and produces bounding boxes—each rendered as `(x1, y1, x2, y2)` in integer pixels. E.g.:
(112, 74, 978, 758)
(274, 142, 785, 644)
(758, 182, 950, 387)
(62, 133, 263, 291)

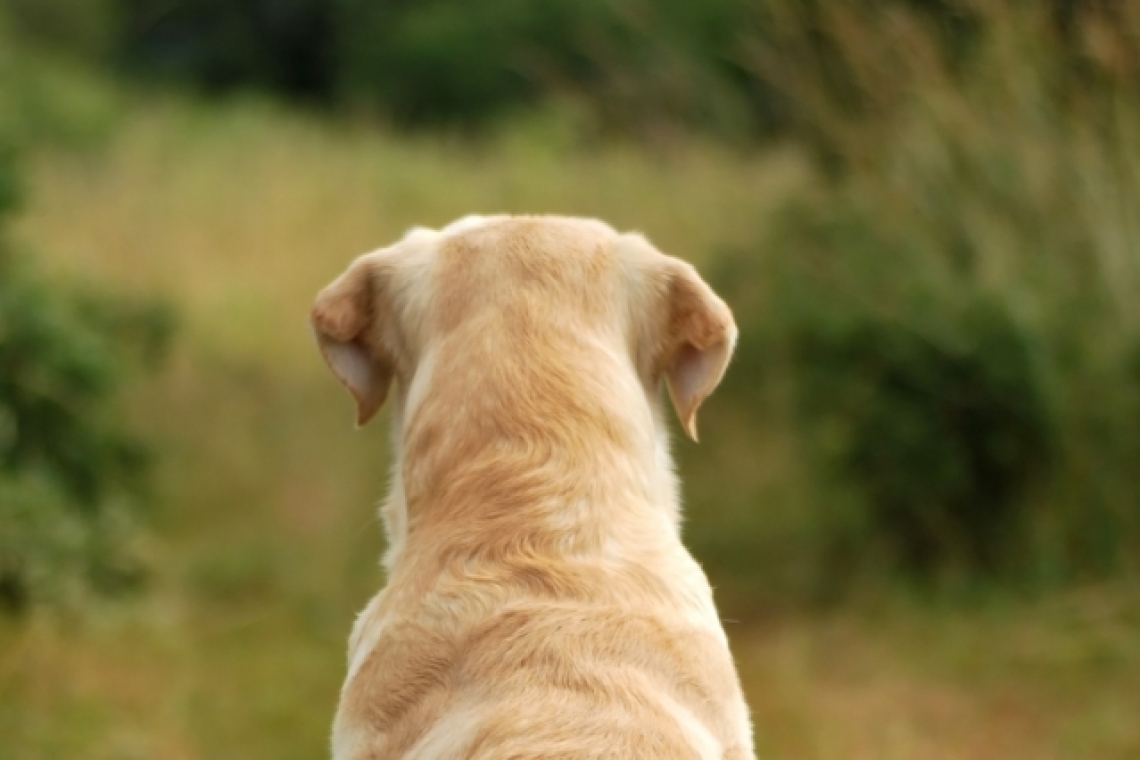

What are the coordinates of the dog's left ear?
(310, 255, 394, 427)
(661, 261, 737, 442)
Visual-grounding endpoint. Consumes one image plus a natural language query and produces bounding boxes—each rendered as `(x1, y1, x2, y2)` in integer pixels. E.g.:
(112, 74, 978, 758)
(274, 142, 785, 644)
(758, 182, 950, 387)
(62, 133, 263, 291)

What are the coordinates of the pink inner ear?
(311, 253, 394, 426)
(322, 339, 377, 398)
(671, 343, 708, 403)
(317, 335, 389, 426)
(666, 337, 732, 442)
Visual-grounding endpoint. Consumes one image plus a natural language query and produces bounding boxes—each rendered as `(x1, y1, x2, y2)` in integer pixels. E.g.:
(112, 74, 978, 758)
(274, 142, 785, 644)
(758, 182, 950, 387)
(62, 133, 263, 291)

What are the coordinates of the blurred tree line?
(8, 0, 755, 135)
(5, 0, 1134, 144)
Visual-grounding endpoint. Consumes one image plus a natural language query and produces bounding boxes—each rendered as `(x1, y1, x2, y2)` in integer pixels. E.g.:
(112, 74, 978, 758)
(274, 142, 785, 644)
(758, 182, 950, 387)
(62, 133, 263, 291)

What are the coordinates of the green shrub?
(768, 235, 1055, 578)
(696, 0, 1140, 589)
(0, 150, 174, 611)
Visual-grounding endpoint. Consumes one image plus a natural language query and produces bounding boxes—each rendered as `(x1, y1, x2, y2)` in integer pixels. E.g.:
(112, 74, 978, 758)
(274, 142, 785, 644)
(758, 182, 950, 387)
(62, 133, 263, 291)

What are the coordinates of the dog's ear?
(310, 255, 394, 427)
(661, 261, 737, 442)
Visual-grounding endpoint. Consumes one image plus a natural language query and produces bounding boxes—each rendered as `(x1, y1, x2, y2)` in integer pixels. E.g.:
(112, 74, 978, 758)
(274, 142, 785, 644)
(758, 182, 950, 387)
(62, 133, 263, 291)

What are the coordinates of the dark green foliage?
(786, 296, 1053, 575)
(103, 0, 754, 135)
(334, 0, 543, 126)
(6, 0, 1129, 142)
(115, 0, 337, 98)
(675, 0, 1140, 591)
(0, 150, 175, 611)
(702, 169, 1138, 589)
(335, 0, 753, 134)
(6, 0, 1132, 144)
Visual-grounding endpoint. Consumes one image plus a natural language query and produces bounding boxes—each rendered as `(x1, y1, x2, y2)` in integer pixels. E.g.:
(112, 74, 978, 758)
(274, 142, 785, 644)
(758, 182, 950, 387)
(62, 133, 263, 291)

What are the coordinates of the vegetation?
(0, 252, 171, 610)
(0, 136, 173, 613)
(687, 1, 1140, 594)
(9, 0, 1136, 142)
(1, 7, 174, 612)
(1, 0, 1139, 757)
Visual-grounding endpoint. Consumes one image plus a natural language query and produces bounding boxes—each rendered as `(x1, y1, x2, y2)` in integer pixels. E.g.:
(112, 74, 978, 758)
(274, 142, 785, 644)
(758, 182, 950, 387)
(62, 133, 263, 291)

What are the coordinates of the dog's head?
(310, 215, 736, 441)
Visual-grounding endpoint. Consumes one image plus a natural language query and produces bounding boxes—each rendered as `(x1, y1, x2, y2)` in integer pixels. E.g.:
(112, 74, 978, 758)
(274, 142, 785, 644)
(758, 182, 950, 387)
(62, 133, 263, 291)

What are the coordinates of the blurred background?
(1, 0, 1138, 757)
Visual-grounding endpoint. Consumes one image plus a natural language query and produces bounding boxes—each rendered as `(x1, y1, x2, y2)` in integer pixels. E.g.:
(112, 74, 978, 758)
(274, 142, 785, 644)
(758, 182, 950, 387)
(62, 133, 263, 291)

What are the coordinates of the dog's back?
(312, 216, 754, 759)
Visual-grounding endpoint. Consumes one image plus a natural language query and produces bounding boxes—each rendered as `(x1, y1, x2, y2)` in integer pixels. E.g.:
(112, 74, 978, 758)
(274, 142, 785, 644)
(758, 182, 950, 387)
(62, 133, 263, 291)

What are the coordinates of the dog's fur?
(312, 215, 754, 759)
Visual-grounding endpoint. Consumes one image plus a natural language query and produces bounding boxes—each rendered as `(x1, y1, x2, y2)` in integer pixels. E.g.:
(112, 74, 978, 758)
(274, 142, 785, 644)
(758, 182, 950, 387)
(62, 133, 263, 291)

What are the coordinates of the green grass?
(0, 95, 1136, 758)
(739, 586, 1140, 759)
(15, 1, 1140, 738)
(3, 1, 1140, 756)
(3, 567, 1138, 759)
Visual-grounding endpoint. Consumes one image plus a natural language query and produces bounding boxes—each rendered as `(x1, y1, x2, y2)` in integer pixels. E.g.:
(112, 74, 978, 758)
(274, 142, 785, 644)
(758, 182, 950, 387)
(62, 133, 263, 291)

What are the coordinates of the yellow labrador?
(312, 215, 754, 759)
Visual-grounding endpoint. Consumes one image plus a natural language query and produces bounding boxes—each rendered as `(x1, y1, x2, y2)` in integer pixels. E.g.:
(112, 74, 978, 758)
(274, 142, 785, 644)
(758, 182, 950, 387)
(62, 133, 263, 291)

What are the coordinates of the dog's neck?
(379, 333, 681, 573)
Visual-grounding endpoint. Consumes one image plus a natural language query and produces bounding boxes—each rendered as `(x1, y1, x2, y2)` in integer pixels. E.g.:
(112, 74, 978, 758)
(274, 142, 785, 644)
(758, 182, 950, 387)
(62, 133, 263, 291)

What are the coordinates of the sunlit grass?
(17, 97, 806, 372)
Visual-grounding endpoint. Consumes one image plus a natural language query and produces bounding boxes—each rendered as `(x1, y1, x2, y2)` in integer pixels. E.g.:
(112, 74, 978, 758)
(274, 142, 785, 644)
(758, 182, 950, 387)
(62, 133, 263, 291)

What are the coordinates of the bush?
(693, 2, 1140, 590)
(766, 226, 1056, 578)
(0, 149, 174, 611)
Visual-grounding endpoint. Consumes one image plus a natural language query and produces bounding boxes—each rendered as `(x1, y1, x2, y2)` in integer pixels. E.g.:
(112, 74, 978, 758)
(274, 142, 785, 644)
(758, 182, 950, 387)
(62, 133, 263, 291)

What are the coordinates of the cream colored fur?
(311, 215, 754, 759)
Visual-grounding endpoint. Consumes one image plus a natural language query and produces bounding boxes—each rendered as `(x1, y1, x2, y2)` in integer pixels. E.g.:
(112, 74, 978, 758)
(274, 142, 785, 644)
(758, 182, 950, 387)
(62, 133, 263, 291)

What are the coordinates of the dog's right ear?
(659, 260, 737, 443)
(310, 255, 394, 427)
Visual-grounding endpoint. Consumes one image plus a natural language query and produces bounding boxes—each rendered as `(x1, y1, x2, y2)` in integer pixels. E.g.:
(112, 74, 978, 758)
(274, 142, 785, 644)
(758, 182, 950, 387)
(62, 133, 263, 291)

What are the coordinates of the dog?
(312, 215, 754, 759)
